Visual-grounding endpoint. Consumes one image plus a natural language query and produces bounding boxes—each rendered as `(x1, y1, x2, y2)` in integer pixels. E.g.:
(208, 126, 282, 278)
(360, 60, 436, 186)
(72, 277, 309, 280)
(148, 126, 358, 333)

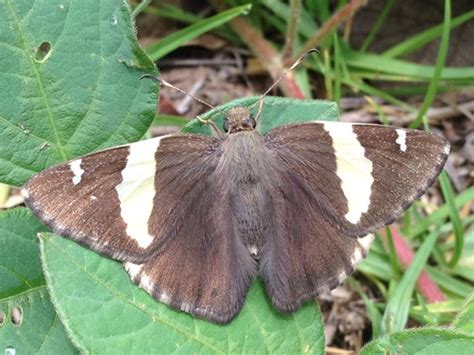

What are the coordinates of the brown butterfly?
(23, 100, 449, 324)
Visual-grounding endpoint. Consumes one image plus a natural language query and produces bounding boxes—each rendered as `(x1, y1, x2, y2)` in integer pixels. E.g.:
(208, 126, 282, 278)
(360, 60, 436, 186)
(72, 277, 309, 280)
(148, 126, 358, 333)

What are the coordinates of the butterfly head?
(223, 107, 256, 134)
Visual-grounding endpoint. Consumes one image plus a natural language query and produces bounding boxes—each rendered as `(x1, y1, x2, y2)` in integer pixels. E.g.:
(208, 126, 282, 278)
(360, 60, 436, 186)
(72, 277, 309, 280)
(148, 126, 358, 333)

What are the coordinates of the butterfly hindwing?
(125, 134, 257, 323)
(125, 167, 256, 324)
(259, 121, 448, 312)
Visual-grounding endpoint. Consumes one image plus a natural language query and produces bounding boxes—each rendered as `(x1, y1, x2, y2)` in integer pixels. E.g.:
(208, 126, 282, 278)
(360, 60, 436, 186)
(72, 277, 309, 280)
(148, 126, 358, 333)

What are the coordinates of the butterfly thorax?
(217, 130, 274, 259)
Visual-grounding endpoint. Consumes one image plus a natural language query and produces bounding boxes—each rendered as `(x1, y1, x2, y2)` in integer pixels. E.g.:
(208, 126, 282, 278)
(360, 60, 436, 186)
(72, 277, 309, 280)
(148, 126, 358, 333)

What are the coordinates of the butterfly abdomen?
(218, 131, 277, 259)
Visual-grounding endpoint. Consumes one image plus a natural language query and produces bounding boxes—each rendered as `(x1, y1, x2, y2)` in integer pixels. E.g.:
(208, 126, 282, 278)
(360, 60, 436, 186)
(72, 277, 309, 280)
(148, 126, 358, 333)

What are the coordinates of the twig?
(343, 11, 354, 41)
(158, 58, 239, 67)
(176, 76, 207, 114)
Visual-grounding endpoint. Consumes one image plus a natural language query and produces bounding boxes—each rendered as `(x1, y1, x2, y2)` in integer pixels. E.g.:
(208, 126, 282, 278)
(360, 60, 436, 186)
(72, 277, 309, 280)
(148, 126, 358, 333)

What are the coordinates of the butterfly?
(22, 99, 449, 324)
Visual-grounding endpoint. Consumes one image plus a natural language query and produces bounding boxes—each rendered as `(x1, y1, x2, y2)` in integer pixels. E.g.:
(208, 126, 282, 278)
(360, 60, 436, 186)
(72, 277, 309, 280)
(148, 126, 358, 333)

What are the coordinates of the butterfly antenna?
(141, 74, 222, 134)
(141, 74, 216, 110)
(252, 48, 319, 122)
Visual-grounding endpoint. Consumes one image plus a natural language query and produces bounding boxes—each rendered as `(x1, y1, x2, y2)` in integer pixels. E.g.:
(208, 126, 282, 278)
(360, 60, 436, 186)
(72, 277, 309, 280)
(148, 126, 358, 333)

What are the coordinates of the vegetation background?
(0, 0, 473, 353)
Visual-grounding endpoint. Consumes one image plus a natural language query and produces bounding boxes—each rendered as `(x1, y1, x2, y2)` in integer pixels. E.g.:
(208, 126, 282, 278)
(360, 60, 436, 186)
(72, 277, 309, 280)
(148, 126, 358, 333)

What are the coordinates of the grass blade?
(383, 9, 474, 58)
(260, 0, 317, 38)
(410, 0, 451, 129)
(144, 3, 202, 23)
(345, 53, 472, 82)
(409, 186, 474, 238)
(426, 266, 473, 298)
(438, 171, 464, 268)
(132, 0, 152, 17)
(348, 278, 383, 340)
(359, 0, 396, 52)
(145, 4, 251, 61)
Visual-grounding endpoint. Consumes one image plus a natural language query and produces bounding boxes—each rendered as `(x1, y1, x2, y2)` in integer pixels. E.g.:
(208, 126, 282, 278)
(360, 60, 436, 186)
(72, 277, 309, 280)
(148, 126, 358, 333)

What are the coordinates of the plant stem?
(211, 0, 306, 98)
(282, 0, 302, 61)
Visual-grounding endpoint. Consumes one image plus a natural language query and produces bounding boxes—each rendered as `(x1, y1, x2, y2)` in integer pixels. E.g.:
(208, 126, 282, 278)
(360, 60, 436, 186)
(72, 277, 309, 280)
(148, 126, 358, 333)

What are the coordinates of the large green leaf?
(360, 328, 474, 355)
(36, 95, 337, 352)
(362, 294, 474, 355)
(40, 233, 325, 354)
(362, 291, 474, 354)
(2, 0, 337, 351)
(0, 0, 157, 186)
(182, 96, 339, 135)
(0, 208, 76, 353)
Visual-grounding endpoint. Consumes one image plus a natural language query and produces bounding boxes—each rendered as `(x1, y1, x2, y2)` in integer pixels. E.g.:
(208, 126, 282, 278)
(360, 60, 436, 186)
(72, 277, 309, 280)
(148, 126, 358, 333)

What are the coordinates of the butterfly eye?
(223, 119, 229, 132)
(249, 116, 256, 129)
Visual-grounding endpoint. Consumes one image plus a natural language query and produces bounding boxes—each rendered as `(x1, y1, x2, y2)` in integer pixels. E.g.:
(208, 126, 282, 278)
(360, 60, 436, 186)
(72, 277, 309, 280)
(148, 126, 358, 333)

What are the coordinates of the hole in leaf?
(11, 306, 22, 326)
(34, 41, 51, 62)
(5, 346, 16, 355)
(0, 311, 5, 327)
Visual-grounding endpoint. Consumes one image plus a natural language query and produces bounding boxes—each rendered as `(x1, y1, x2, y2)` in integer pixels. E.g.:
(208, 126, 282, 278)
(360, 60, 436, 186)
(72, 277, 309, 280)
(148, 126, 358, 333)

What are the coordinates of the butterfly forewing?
(23, 134, 214, 262)
(265, 122, 449, 236)
(23, 142, 154, 262)
(259, 121, 448, 312)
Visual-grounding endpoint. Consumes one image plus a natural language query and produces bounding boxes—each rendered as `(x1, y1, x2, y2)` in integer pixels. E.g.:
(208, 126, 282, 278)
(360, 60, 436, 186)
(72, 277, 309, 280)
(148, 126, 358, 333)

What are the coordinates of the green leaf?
(0, 0, 157, 187)
(360, 328, 474, 355)
(153, 114, 190, 127)
(362, 291, 474, 353)
(0, 208, 76, 353)
(145, 4, 252, 61)
(182, 96, 339, 135)
(452, 292, 474, 333)
(40, 233, 325, 354)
